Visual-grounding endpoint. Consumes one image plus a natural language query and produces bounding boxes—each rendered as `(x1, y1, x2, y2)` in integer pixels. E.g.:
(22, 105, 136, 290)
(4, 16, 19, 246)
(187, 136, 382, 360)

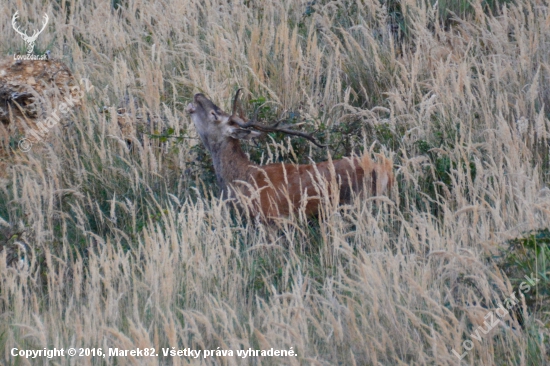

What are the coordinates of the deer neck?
(209, 138, 254, 191)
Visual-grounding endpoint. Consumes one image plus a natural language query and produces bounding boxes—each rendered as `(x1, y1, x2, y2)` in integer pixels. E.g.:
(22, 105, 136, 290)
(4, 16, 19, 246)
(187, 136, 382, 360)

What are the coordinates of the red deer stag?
(186, 90, 393, 219)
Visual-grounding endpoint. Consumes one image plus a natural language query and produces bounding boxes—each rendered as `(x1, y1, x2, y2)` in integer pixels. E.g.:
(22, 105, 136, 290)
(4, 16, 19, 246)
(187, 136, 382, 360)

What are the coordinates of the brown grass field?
(1, 0, 549, 364)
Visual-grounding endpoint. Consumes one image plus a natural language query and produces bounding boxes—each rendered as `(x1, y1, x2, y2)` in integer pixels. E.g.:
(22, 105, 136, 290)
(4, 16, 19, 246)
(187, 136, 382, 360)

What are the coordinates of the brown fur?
(187, 93, 394, 219)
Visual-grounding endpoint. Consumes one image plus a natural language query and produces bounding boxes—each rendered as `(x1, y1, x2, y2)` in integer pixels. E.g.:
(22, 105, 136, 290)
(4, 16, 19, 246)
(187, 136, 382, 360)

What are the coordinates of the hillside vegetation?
(1, 0, 549, 364)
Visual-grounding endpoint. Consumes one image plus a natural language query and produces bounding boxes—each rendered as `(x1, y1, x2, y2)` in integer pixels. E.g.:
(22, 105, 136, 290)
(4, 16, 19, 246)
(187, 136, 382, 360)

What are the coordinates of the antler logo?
(12, 11, 49, 56)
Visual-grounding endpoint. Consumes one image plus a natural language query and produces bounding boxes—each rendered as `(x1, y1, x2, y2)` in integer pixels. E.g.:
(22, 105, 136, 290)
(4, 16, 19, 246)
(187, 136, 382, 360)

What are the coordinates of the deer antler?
(238, 121, 327, 148)
(12, 12, 28, 40)
(11, 12, 48, 41)
(229, 89, 327, 148)
(231, 88, 242, 118)
(32, 13, 49, 41)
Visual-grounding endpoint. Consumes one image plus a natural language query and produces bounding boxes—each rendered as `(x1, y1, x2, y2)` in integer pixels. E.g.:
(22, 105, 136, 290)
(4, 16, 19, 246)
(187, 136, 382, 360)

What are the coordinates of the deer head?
(186, 91, 262, 152)
(186, 89, 325, 152)
(12, 11, 49, 55)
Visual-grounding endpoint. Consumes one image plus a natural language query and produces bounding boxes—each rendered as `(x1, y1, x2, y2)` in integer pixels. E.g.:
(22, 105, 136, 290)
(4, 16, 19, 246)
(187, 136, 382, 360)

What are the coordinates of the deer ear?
(229, 128, 262, 140)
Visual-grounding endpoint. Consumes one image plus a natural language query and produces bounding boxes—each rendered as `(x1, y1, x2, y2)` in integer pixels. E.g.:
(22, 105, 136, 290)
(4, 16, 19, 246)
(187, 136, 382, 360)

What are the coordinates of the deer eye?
(210, 111, 220, 122)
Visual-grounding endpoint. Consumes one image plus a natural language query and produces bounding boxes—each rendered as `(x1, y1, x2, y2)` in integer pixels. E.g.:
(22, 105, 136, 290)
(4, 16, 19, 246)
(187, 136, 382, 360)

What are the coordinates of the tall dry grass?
(1, 0, 550, 364)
